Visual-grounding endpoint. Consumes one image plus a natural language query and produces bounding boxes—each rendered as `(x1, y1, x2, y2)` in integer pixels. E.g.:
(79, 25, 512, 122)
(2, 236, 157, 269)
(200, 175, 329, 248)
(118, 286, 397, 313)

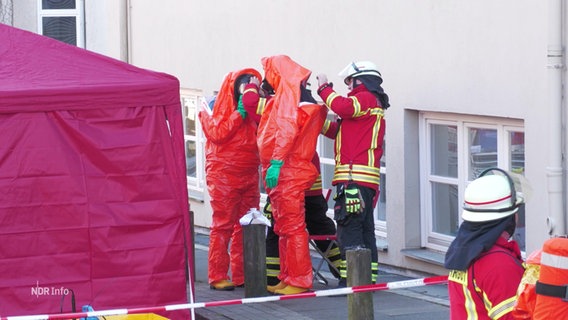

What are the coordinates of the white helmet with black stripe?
(338, 61, 382, 85)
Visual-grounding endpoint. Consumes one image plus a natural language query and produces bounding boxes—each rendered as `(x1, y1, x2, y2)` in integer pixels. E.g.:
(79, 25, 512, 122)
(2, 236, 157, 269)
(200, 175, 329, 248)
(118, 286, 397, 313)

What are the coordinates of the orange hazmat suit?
(257, 55, 327, 288)
(198, 68, 262, 286)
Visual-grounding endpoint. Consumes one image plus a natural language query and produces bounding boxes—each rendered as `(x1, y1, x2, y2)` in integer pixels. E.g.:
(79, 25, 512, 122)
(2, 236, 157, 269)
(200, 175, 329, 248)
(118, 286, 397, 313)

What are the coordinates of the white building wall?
(124, 0, 553, 274)
(9, 0, 561, 275)
(12, 0, 36, 31)
(84, 0, 128, 61)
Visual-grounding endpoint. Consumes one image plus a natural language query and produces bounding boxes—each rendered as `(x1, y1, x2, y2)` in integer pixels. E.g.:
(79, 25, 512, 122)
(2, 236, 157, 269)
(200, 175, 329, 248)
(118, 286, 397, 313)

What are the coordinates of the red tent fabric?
(0, 24, 192, 319)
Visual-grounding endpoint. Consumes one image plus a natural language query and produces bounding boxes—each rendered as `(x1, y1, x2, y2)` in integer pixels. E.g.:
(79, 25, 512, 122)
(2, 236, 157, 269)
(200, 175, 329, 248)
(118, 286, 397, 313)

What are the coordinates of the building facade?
(5, 0, 567, 276)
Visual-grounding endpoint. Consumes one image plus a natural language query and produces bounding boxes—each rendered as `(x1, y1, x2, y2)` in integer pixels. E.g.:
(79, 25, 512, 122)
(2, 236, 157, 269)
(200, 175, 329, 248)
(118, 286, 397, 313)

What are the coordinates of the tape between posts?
(2, 276, 448, 320)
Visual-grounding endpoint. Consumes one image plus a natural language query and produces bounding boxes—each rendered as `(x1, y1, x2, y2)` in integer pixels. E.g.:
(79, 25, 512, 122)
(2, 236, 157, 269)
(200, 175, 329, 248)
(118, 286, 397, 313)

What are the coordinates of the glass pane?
(468, 128, 497, 179)
(510, 131, 525, 174)
(42, 17, 76, 46)
(380, 141, 386, 167)
(322, 162, 335, 210)
(430, 124, 457, 178)
(431, 181, 459, 236)
(376, 172, 386, 221)
(185, 140, 196, 178)
(182, 96, 197, 136)
(321, 113, 337, 159)
(42, 0, 76, 9)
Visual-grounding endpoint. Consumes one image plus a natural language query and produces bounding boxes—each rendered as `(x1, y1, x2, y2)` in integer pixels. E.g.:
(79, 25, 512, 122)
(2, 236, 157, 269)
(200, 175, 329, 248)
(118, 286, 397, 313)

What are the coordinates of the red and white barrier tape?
(2, 275, 448, 320)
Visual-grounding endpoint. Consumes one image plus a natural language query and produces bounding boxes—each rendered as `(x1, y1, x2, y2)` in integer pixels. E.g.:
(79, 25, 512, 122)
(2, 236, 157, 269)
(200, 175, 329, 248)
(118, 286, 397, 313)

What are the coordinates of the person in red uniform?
(198, 68, 262, 291)
(316, 61, 389, 287)
(256, 55, 327, 295)
(243, 75, 341, 286)
(444, 168, 525, 319)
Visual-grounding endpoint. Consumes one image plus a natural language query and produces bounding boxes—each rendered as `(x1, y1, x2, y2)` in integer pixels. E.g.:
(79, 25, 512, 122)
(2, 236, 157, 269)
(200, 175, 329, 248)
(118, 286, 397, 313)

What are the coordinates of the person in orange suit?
(198, 68, 262, 291)
(256, 55, 327, 295)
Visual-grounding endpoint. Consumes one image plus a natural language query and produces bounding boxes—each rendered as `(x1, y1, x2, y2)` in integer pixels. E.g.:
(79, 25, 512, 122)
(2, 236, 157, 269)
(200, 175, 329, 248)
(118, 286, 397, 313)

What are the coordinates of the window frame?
(180, 88, 206, 200)
(37, 0, 85, 47)
(419, 112, 524, 252)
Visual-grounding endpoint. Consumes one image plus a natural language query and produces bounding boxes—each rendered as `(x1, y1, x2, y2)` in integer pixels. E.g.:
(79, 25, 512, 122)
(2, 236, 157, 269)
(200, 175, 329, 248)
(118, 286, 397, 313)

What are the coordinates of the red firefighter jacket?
(448, 237, 524, 320)
(318, 84, 385, 193)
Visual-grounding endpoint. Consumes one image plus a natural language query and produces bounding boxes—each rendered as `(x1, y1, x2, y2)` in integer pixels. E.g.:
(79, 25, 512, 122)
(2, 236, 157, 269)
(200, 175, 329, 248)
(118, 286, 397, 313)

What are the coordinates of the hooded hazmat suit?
(198, 68, 262, 286)
(257, 55, 327, 289)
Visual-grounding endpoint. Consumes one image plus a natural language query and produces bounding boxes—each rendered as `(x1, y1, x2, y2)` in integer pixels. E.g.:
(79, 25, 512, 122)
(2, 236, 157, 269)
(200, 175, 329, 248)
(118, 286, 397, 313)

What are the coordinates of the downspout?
(546, 0, 566, 236)
(125, 0, 132, 64)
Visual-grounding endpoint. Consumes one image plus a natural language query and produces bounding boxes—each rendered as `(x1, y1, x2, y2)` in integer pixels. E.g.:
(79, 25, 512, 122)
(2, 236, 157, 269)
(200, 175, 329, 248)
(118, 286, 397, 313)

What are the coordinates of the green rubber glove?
(265, 159, 283, 188)
(237, 95, 247, 119)
(345, 184, 364, 214)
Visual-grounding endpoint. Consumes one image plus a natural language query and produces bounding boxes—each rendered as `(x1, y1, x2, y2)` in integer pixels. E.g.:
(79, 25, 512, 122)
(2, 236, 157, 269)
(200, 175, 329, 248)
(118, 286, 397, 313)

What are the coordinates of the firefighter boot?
(210, 280, 235, 291)
(267, 281, 287, 293)
(274, 285, 309, 295)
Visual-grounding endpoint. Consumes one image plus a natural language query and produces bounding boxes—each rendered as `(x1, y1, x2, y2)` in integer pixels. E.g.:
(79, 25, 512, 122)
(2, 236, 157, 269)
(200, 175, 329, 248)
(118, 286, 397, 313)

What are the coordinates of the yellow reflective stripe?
(371, 262, 379, 282)
(488, 296, 516, 319)
(326, 247, 341, 267)
(335, 164, 381, 176)
(480, 288, 492, 314)
(349, 96, 364, 117)
(333, 164, 381, 185)
(325, 92, 340, 107)
(308, 175, 323, 191)
(257, 97, 266, 116)
(321, 119, 331, 135)
(340, 260, 347, 278)
(368, 108, 384, 166)
(449, 270, 468, 286)
(335, 128, 342, 163)
(267, 269, 280, 277)
(462, 284, 478, 320)
(266, 256, 279, 264)
(333, 173, 380, 185)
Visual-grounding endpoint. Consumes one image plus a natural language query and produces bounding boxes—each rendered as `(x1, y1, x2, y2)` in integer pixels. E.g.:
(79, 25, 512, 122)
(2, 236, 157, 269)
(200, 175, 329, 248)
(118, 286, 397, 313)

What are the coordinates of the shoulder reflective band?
(541, 251, 568, 270)
(536, 250, 568, 301)
(535, 281, 568, 301)
(448, 270, 467, 286)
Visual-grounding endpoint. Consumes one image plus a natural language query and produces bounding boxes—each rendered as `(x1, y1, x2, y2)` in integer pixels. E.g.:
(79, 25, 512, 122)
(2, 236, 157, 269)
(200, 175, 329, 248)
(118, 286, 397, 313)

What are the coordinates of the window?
(38, 0, 84, 47)
(181, 89, 206, 200)
(420, 113, 525, 251)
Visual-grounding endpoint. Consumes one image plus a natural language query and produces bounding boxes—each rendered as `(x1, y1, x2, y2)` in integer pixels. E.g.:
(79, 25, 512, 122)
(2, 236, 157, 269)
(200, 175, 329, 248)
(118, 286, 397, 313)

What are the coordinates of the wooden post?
(242, 224, 268, 297)
(347, 248, 374, 320)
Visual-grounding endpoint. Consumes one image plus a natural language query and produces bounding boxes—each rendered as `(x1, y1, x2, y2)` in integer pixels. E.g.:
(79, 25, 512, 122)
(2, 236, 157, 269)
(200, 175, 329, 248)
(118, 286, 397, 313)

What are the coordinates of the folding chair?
(309, 234, 339, 285)
(308, 188, 340, 285)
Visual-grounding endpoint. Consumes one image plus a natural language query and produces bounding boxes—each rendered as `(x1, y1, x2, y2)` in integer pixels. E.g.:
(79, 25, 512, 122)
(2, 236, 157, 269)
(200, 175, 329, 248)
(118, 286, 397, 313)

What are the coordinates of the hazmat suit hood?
(257, 55, 312, 163)
(198, 67, 262, 169)
(212, 68, 262, 125)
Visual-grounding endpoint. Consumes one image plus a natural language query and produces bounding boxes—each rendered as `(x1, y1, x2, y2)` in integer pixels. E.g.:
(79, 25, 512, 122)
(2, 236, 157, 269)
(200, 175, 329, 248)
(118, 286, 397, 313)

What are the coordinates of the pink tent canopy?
(0, 24, 193, 319)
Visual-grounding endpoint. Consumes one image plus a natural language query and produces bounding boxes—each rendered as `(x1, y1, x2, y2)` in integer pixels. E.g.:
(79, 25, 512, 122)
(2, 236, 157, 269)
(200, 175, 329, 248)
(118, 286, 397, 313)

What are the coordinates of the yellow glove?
(345, 184, 364, 214)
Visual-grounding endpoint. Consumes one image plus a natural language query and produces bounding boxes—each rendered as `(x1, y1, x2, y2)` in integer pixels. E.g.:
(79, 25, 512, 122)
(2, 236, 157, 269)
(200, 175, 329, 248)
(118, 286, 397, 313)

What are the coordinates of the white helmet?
(338, 61, 382, 84)
(461, 173, 524, 222)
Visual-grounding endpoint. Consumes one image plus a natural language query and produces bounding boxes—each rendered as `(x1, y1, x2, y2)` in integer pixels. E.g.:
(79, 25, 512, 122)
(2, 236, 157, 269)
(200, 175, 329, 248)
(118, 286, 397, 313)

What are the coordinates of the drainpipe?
(125, 0, 132, 64)
(545, 0, 566, 236)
